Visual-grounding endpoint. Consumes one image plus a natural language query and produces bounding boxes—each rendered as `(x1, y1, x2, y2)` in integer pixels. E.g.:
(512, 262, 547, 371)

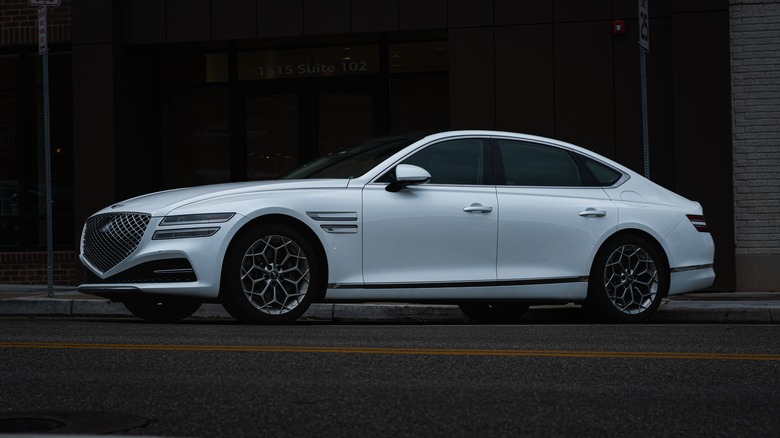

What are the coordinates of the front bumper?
(79, 214, 246, 301)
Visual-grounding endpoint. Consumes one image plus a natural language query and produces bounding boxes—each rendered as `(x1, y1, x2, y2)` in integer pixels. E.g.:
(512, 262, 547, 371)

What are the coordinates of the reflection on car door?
(362, 138, 498, 284)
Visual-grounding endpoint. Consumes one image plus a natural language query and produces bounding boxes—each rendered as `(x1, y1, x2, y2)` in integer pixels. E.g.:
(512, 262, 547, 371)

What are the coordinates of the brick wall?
(0, 251, 79, 285)
(731, 0, 780, 290)
(0, 0, 71, 46)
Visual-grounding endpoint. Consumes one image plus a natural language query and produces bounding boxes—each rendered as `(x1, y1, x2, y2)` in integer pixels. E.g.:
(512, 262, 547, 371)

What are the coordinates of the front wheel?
(221, 223, 324, 324)
(585, 235, 669, 323)
(123, 297, 201, 323)
(458, 303, 529, 324)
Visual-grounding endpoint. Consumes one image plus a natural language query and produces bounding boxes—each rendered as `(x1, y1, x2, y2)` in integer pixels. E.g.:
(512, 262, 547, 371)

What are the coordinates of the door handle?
(464, 204, 493, 213)
(579, 208, 607, 218)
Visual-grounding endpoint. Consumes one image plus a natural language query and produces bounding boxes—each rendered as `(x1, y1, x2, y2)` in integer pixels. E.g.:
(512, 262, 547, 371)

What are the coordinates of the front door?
(361, 138, 498, 284)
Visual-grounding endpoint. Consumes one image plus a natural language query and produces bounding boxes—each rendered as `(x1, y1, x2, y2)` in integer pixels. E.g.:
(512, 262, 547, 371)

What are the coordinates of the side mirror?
(385, 164, 431, 192)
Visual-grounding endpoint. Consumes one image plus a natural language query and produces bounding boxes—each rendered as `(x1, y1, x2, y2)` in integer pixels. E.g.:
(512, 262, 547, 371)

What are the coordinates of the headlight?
(153, 213, 235, 240)
(153, 227, 221, 240)
(159, 213, 235, 226)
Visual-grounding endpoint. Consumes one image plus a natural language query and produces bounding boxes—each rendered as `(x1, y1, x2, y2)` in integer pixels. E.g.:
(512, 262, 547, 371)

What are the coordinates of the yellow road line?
(0, 342, 778, 361)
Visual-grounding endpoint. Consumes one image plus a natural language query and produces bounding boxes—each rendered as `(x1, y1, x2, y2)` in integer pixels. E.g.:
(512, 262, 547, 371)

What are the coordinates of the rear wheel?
(123, 297, 201, 323)
(221, 223, 324, 324)
(585, 235, 669, 323)
(458, 303, 529, 324)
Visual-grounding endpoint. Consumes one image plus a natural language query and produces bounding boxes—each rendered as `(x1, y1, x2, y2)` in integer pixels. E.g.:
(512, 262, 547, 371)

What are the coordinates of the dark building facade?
(0, 0, 75, 283)
(2, 0, 740, 290)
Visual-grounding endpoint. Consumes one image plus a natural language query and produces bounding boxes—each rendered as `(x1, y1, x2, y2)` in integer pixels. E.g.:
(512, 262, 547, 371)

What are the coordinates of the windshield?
(280, 135, 424, 179)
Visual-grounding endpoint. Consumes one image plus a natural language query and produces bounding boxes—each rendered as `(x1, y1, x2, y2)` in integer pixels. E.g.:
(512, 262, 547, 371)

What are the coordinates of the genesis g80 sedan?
(79, 131, 715, 323)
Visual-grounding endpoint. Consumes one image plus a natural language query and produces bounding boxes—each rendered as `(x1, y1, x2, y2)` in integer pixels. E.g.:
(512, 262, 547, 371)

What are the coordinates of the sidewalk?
(0, 285, 778, 323)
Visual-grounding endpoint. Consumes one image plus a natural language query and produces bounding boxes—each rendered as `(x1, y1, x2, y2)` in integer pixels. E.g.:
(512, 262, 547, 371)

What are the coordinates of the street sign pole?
(640, 50, 649, 179)
(35, 3, 54, 297)
(639, 0, 650, 179)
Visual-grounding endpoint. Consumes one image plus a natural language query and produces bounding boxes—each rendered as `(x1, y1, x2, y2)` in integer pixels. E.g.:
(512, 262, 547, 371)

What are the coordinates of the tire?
(221, 223, 323, 324)
(458, 303, 529, 324)
(585, 235, 669, 323)
(123, 297, 201, 323)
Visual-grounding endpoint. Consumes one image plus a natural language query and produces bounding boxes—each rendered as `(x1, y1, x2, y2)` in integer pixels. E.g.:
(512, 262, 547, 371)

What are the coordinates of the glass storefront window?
(0, 91, 20, 246)
(245, 95, 299, 180)
(162, 53, 228, 84)
(1, 53, 74, 249)
(318, 92, 373, 155)
(33, 88, 73, 216)
(206, 54, 228, 82)
(162, 88, 230, 188)
(159, 38, 448, 187)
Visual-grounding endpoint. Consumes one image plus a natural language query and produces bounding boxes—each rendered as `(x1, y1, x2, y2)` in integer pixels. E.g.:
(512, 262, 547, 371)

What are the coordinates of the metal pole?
(640, 48, 650, 179)
(41, 8, 54, 298)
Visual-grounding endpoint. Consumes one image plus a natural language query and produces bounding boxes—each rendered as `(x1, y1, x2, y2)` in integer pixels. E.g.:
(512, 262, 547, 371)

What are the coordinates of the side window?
(580, 155, 623, 186)
(401, 139, 485, 185)
(498, 140, 581, 187)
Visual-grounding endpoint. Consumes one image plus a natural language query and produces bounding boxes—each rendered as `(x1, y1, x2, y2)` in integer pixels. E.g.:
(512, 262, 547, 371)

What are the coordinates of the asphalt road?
(1, 318, 779, 437)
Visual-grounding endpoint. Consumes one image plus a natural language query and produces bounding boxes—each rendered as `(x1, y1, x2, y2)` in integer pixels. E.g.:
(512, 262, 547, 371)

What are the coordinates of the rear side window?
(498, 140, 581, 186)
(580, 155, 622, 186)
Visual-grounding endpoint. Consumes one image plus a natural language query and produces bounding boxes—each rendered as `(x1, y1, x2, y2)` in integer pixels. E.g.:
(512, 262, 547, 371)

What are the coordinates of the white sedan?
(79, 131, 715, 323)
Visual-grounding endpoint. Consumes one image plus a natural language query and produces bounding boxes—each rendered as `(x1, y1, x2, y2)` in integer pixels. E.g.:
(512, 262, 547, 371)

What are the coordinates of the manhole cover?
(0, 411, 147, 434)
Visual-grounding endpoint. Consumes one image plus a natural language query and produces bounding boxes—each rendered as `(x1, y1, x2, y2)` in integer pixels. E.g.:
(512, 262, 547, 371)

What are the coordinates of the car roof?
(419, 130, 636, 176)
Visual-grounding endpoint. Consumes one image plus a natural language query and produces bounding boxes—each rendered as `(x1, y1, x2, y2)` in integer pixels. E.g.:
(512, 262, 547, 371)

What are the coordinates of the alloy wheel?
(240, 234, 311, 315)
(603, 244, 659, 315)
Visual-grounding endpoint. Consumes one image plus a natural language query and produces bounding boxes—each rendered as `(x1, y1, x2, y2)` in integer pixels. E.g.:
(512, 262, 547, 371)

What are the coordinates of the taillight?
(687, 214, 709, 232)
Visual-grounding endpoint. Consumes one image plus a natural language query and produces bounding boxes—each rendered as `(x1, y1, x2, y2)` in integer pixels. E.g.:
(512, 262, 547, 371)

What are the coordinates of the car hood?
(92, 179, 350, 217)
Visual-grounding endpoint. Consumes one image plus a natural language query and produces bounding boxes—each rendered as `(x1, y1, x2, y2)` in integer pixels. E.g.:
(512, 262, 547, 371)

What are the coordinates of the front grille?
(82, 213, 151, 273)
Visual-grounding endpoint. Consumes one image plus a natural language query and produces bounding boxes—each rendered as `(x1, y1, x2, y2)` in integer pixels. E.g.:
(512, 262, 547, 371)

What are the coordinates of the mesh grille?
(82, 213, 151, 274)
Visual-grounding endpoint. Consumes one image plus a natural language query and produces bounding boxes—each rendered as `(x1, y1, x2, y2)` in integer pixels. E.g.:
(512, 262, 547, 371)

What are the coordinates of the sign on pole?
(638, 0, 650, 179)
(37, 6, 47, 54)
(29, 0, 61, 5)
(639, 0, 650, 52)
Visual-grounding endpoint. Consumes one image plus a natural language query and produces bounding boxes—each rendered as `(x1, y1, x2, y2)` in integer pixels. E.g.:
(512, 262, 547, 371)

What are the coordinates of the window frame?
(375, 137, 495, 186)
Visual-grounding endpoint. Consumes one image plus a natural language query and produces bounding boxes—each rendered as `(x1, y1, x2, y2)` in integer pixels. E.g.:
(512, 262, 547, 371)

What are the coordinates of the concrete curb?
(0, 300, 472, 322)
(651, 307, 777, 324)
(1, 297, 777, 323)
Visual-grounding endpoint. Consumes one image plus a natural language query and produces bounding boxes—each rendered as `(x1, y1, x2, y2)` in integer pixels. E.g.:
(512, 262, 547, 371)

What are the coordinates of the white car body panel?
(108, 179, 349, 217)
(361, 184, 498, 284)
(326, 282, 588, 302)
(496, 187, 618, 280)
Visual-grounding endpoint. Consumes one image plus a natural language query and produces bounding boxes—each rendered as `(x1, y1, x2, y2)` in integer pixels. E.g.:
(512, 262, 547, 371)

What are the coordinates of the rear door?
(494, 138, 618, 281)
